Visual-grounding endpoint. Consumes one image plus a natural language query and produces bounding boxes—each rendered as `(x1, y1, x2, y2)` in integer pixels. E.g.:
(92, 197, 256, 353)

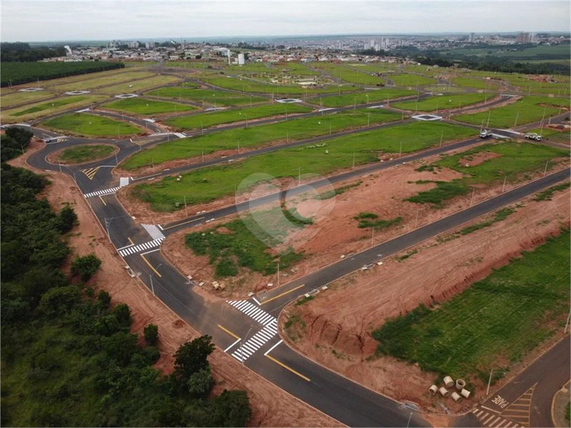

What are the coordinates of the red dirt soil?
(278, 187, 570, 419)
(160, 147, 569, 299)
(8, 140, 341, 428)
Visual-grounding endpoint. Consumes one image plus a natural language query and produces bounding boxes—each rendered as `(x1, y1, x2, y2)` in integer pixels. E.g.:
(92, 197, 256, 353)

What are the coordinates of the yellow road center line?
(217, 324, 240, 340)
(128, 237, 134, 245)
(140, 254, 162, 277)
(261, 284, 305, 305)
(265, 355, 310, 382)
(163, 216, 205, 230)
(99, 195, 107, 206)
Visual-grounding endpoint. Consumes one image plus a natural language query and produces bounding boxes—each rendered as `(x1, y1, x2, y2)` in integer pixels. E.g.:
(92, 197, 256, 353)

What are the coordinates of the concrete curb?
(551, 381, 570, 428)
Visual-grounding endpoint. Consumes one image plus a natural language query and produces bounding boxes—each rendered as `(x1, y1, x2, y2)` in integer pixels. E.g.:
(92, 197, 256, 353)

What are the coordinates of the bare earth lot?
(9, 141, 340, 428)
(278, 188, 569, 417)
(160, 146, 569, 298)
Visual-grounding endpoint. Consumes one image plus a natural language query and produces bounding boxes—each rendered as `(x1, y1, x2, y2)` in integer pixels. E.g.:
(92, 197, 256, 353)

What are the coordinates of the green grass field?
(164, 103, 312, 130)
(97, 75, 182, 94)
(373, 229, 570, 380)
(455, 96, 570, 128)
(393, 93, 489, 112)
(1, 95, 107, 123)
(185, 207, 304, 278)
(1, 90, 55, 108)
(391, 73, 437, 87)
(407, 142, 567, 206)
(309, 88, 415, 108)
(201, 75, 353, 96)
(131, 122, 475, 211)
(101, 97, 195, 115)
(146, 86, 267, 106)
(121, 109, 402, 170)
(452, 77, 497, 90)
(43, 113, 143, 137)
(50, 71, 155, 91)
(56, 144, 116, 164)
(9, 96, 89, 117)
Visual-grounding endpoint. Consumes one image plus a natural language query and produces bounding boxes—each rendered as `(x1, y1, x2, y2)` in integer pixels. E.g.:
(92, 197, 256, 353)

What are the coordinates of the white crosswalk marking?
(471, 409, 523, 428)
(118, 238, 165, 256)
(231, 320, 277, 362)
(84, 186, 120, 198)
(227, 300, 276, 326)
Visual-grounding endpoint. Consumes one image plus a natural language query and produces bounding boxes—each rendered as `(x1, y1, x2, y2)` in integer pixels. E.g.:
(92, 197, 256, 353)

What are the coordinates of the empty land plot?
(165, 103, 312, 130)
(310, 62, 385, 85)
(184, 207, 306, 279)
(373, 228, 570, 380)
(101, 97, 195, 115)
(0, 90, 56, 108)
(391, 73, 437, 87)
(407, 142, 568, 206)
(121, 109, 402, 170)
(455, 96, 570, 128)
(51, 71, 155, 91)
(130, 122, 474, 211)
(452, 76, 498, 90)
(201, 75, 352, 95)
(1, 95, 107, 123)
(423, 85, 465, 93)
(98, 75, 182, 94)
(54, 144, 116, 164)
(393, 93, 489, 112)
(146, 86, 267, 106)
(311, 89, 415, 108)
(43, 113, 143, 137)
(498, 74, 569, 95)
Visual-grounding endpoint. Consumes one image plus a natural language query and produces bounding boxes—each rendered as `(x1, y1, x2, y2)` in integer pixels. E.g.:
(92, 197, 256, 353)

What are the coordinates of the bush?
(56, 204, 78, 233)
(97, 290, 111, 310)
(187, 367, 215, 398)
(39, 285, 82, 317)
(112, 303, 133, 329)
(144, 324, 159, 346)
(71, 254, 101, 281)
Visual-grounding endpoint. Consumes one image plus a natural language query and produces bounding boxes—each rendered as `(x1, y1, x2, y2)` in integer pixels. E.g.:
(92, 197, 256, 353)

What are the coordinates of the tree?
(39, 285, 81, 317)
(97, 289, 111, 310)
(187, 367, 214, 398)
(208, 390, 251, 427)
(112, 303, 132, 329)
(174, 335, 214, 381)
(144, 324, 159, 346)
(70, 254, 101, 281)
(56, 204, 78, 233)
(103, 332, 138, 366)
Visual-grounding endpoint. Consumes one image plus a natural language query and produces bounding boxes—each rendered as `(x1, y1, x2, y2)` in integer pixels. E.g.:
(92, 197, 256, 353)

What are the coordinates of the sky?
(1, 0, 570, 42)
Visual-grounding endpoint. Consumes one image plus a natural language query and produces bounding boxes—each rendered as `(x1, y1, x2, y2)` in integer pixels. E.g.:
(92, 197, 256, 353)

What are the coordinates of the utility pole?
(184, 196, 188, 217)
(399, 140, 403, 158)
(486, 368, 493, 396)
(298, 166, 301, 186)
(502, 175, 507, 193)
(352, 152, 356, 169)
(543, 160, 549, 176)
(149, 274, 155, 295)
(440, 130, 444, 147)
(470, 187, 475, 206)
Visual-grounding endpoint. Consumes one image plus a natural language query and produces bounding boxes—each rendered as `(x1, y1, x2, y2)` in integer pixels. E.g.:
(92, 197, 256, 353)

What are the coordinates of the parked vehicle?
(480, 130, 493, 138)
(524, 132, 542, 141)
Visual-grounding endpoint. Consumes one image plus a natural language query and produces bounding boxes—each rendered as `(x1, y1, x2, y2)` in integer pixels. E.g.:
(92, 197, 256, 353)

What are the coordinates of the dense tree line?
(1, 130, 251, 426)
(1, 61, 125, 87)
(1, 42, 66, 62)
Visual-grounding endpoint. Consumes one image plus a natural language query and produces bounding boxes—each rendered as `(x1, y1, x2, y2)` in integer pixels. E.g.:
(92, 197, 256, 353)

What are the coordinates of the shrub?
(144, 324, 159, 346)
(70, 254, 101, 281)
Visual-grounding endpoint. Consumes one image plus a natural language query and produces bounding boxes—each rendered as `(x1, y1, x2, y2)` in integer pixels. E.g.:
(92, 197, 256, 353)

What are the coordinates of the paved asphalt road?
(455, 335, 570, 427)
(19, 104, 570, 427)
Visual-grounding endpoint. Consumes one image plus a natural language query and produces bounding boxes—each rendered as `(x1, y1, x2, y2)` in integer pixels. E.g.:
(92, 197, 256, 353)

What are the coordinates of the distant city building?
(145, 42, 155, 49)
(469, 33, 475, 43)
(517, 32, 537, 44)
(238, 53, 245, 65)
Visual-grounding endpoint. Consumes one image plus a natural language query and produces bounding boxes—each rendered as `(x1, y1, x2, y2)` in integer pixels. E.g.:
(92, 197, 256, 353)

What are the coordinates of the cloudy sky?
(2, 0, 569, 42)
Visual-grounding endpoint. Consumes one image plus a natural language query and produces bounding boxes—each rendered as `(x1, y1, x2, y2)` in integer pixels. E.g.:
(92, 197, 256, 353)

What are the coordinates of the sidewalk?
(551, 381, 570, 428)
